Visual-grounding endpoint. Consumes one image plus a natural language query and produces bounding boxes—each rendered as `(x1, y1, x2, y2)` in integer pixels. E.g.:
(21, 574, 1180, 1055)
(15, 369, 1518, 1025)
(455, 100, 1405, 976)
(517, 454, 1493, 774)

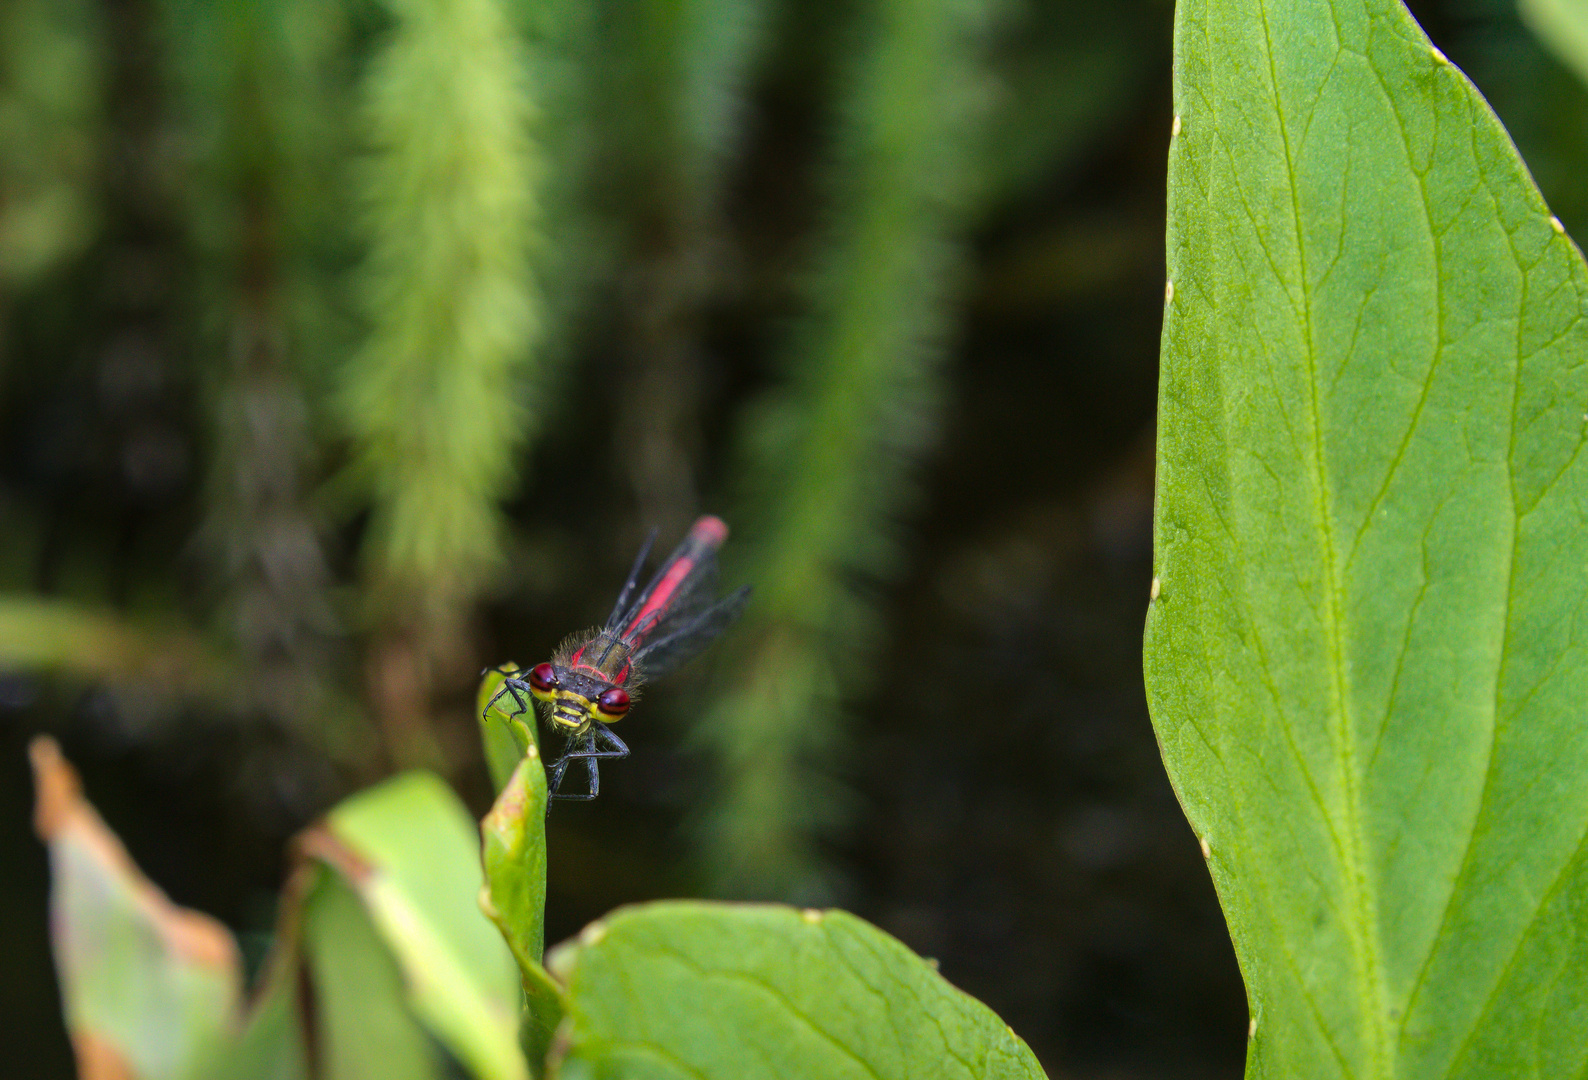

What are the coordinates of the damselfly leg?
(481, 664, 533, 720)
(547, 722, 629, 801)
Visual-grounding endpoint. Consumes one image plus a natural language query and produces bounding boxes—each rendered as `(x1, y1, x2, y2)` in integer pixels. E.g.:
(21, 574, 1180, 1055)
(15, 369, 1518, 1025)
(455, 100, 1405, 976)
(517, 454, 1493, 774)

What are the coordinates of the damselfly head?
(525, 658, 630, 734)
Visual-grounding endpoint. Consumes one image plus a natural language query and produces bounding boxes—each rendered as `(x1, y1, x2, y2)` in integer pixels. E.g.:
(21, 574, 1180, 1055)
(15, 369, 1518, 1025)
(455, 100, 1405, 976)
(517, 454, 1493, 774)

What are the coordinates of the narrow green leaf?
(31, 737, 243, 1080)
(199, 948, 309, 1080)
(480, 750, 564, 1071)
(302, 871, 441, 1080)
(1148, 1, 1588, 1077)
(546, 902, 1045, 1080)
(0, 594, 219, 685)
(1521, 0, 1588, 89)
(307, 772, 529, 1080)
(479, 663, 539, 794)
(481, 747, 549, 968)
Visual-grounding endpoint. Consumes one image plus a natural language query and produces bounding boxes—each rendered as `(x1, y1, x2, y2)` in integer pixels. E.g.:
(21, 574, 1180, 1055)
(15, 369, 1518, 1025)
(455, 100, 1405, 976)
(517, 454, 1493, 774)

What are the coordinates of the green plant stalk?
(697, 0, 990, 898)
(341, 0, 542, 621)
(593, 0, 770, 530)
(0, 0, 103, 290)
(340, 0, 545, 769)
(163, 0, 355, 753)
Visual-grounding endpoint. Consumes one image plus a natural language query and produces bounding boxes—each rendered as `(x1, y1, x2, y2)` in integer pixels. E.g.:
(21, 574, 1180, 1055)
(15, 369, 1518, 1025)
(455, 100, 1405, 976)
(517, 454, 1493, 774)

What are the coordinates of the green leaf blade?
(1149, 1, 1588, 1077)
(481, 748, 549, 969)
(548, 902, 1045, 1080)
(302, 871, 443, 1080)
(1521, 0, 1588, 91)
(480, 746, 565, 1070)
(32, 737, 244, 1080)
(314, 772, 529, 1080)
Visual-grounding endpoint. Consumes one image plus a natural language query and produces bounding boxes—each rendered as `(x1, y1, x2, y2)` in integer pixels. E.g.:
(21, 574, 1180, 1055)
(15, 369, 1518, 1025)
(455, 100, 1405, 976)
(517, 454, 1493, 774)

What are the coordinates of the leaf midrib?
(1255, 4, 1392, 1075)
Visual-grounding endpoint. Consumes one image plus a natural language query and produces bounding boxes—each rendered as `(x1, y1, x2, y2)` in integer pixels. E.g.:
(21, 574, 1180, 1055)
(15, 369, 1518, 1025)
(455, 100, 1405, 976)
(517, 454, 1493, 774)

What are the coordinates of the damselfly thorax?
(536, 630, 644, 734)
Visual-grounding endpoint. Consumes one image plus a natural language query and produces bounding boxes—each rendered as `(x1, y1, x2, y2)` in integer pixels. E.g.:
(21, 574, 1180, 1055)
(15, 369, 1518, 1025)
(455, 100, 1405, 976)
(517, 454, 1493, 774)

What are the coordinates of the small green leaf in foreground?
(481, 747, 550, 968)
(547, 902, 1045, 1080)
(306, 772, 529, 1080)
(1148, 0, 1588, 1077)
(480, 747, 565, 1067)
(31, 736, 242, 1080)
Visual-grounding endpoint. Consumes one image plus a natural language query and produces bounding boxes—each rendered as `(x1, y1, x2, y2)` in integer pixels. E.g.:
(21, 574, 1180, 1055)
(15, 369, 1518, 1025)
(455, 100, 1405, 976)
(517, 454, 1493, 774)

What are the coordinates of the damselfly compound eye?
(596, 687, 630, 717)
(528, 663, 558, 699)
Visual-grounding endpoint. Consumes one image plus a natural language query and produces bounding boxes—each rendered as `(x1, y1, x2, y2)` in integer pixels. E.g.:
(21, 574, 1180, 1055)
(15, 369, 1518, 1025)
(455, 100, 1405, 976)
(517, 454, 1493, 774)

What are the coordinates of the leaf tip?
(1170, 114, 1181, 138)
(72, 1028, 136, 1080)
(1149, 576, 1161, 601)
(1430, 45, 1449, 65)
(545, 941, 576, 980)
(1247, 1016, 1257, 1039)
(579, 921, 607, 947)
(800, 908, 824, 924)
(30, 735, 79, 840)
(1553, 215, 1567, 235)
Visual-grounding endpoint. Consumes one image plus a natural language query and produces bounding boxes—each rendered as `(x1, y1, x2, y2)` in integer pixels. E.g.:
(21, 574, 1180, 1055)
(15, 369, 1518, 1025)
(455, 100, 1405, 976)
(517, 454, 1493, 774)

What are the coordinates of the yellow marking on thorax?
(547, 689, 596, 731)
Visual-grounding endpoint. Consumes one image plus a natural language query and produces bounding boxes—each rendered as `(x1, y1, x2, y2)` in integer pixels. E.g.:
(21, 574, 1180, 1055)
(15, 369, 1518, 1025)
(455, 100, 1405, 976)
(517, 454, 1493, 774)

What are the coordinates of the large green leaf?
(1147, 1, 1588, 1077)
(304, 772, 529, 1080)
(545, 902, 1045, 1080)
(198, 947, 309, 1080)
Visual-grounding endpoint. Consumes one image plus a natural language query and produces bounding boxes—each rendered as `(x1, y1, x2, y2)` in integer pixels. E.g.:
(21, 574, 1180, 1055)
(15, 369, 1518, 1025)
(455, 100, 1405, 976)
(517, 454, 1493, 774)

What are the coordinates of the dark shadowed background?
(1, 0, 1581, 1075)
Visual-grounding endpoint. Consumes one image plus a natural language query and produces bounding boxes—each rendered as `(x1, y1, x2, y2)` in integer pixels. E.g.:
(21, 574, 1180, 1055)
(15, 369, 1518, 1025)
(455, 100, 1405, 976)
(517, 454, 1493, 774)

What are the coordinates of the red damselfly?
(484, 515, 750, 801)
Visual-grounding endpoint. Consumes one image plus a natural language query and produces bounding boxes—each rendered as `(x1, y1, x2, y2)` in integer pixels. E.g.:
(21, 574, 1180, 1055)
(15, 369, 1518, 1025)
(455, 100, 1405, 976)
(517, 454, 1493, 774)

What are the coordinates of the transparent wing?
(632, 585, 752, 680)
(604, 527, 659, 630)
(613, 516, 732, 649)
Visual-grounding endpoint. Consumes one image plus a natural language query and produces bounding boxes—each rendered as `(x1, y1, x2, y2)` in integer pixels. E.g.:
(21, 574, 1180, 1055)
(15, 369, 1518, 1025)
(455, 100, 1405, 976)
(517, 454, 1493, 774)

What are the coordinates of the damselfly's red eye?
(597, 687, 630, 717)
(528, 663, 558, 693)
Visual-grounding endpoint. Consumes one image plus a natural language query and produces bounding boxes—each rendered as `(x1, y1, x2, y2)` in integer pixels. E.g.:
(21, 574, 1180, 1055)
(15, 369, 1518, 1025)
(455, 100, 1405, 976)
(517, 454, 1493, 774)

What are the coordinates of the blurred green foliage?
(0, 0, 102, 287)
(695, 0, 993, 898)
(0, 0, 1165, 895)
